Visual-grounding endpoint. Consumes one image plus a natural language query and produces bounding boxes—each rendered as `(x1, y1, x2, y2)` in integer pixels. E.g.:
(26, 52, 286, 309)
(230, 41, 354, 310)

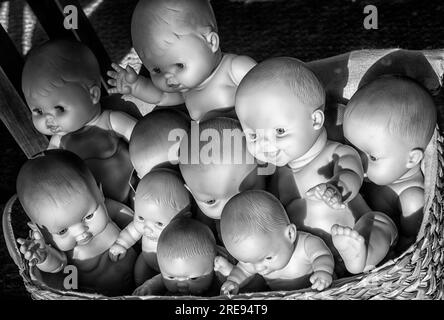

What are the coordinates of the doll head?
(22, 39, 101, 136)
(131, 0, 221, 93)
(235, 57, 326, 166)
(129, 109, 189, 179)
(178, 117, 260, 220)
(16, 150, 109, 252)
(134, 168, 191, 242)
(343, 76, 437, 185)
(220, 190, 297, 276)
(157, 217, 216, 295)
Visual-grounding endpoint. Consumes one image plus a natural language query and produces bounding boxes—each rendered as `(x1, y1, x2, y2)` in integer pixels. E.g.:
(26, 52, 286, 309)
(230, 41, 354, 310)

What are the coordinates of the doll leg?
(214, 256, 234, 277)
(332, 211, 397, 274)
(134, 252, 159, 286)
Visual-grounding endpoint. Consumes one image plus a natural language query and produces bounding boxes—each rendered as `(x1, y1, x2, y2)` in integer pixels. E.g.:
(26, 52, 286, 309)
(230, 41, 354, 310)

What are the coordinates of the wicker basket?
(3, 49, 444, 300)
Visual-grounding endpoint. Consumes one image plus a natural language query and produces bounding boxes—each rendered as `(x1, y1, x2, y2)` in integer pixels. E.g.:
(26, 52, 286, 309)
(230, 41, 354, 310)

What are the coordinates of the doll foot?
(214, 256, 234, 277)
(331, 224, 366, 274)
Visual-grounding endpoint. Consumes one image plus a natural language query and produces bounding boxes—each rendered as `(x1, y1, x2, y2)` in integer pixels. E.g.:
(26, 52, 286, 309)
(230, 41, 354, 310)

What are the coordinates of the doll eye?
(138, 216, 145, 221)
(205, 199, 216, 205)
(54, 106, 65, 113)
(369, 155, 377, 162)
(32, 108, 43, 115)
(176, 63, 184, 69)
(165, 275, 175, 280)
(152, 67, 161, 74)
(276, 128, 286, 136)
(155, 222, 164, 228)
(248, 133, 257, 141)
(189, 277, 199, 281)
(84, 212, 94, 220)
(58, 228, 68, 236)
(265, 256, 273, 261)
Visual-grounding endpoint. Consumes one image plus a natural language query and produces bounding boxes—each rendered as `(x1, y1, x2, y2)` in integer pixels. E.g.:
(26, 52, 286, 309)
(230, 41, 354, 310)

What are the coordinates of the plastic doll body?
(235, 58, 398, 275)
(109, 170, 191, 285)
(342, 77, 437, 254)
(108, 0, 256, 121)
(218, 191, 334, 294)
(22, 40, 136, 203)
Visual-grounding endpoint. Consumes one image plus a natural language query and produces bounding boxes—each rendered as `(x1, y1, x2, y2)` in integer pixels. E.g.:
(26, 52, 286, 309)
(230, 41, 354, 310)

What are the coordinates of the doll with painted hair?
(107, 0, 256, 122)
(22, 39, 136, 203)
(343, 76, 437, 253)
(133, 217, 223, 296)
(109, 169, 192, 285)
(217, 190, 334, 295)
(16, 150, 136, 296)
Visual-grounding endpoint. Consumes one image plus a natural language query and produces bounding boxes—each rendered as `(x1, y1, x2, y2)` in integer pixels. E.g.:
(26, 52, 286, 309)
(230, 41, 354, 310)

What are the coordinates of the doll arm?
(231, 55, 257, 85)
(107, 63, 184, 106)
(47, 135, 61, 150)
(304, 235, 334, 291)
(220, 262, 255, 295)
(109, 111, 137, 142)
(331, 143, 364, 201)
(133, 273, 166, 296)
(109, 222, 142, 261)
(397, 187, 424, 251)
(307, 144, 364, 209)
(17, 229, 67, 273)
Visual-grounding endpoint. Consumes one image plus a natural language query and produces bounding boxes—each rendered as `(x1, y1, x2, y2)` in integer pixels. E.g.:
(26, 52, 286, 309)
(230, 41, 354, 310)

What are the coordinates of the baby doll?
(21, 39, 136, 203)
(132, 217, 223, 296)
(107, 0, 256, 122)
(235, 57, 398, 276)
(129, 109, 190, 180)
(343, 76, 437, 253)
(109, 169, 192, 286)
(178, 117, 268, 222)
(16, 150, 137, 296)
(217, 190, 334, 295)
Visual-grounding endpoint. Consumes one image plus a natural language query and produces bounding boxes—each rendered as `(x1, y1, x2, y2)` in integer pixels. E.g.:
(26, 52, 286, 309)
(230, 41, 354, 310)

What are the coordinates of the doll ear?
(286, 224, 297, 243)
(406, 148, 424, 168)
(311, 109, 325, 130)
(89, 85, 101, 104)
(205, 31, 220, 53)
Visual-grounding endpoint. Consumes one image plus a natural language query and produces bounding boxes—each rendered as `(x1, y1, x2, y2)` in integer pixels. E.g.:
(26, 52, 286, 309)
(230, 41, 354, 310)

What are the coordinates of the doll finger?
(111, 63, 124, 72)
(126, 65, 137, 76)
(17, 238, 26, 245)
(107, 70, 118, 78)
(107, 79, 117, 87)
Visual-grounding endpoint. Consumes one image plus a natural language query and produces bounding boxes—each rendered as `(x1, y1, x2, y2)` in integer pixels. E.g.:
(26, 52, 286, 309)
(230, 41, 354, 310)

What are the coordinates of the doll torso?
(68, 220, 136, 296)
(60, 110, 132, 202)
(182, 53, 239, 121)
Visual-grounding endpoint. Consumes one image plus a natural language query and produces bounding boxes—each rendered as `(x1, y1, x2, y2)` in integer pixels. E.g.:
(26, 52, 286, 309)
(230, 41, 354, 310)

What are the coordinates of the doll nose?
(254, 264, 266, 273)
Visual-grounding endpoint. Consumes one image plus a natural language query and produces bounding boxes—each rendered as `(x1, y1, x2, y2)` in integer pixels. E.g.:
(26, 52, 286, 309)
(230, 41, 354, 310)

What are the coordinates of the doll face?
(159, 254, 214, 295)
(344, 121, 412, 185)
(141, 33, 217, 93)
(236, 84, 321, 166)
(134, 199, 179, 242)
(26, 82, 99, 136)
(34, 189, 108, 251)
(182, 164, 256, 219)
(225, 228, 295, 276)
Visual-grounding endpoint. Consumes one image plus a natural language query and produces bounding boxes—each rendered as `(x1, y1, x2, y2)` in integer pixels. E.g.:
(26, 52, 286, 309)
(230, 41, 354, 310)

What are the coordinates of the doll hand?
(220, 280, 239, 296)
(132, 278, 161, 296)
(107, 63, 139, 95)
(310, 270, 333, 291)
(17, 229, 48, 267)
(305, 183, 346, 210)
(108, 243, 127, 262)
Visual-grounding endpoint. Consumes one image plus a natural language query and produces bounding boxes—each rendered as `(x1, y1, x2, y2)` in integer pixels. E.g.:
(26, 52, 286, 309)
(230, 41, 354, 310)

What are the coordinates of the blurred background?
(0, 0, 443, 299)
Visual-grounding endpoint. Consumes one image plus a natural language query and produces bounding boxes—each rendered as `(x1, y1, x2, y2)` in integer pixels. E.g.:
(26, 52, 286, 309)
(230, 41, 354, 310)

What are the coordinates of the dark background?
(1, 0, 443, 299)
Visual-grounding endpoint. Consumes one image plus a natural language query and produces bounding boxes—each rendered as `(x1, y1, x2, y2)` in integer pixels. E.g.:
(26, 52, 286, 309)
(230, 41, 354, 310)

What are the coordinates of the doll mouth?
(76, 233, 93, 246)
(47, 125, 61, 133)
(144, 234, 158, 242)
